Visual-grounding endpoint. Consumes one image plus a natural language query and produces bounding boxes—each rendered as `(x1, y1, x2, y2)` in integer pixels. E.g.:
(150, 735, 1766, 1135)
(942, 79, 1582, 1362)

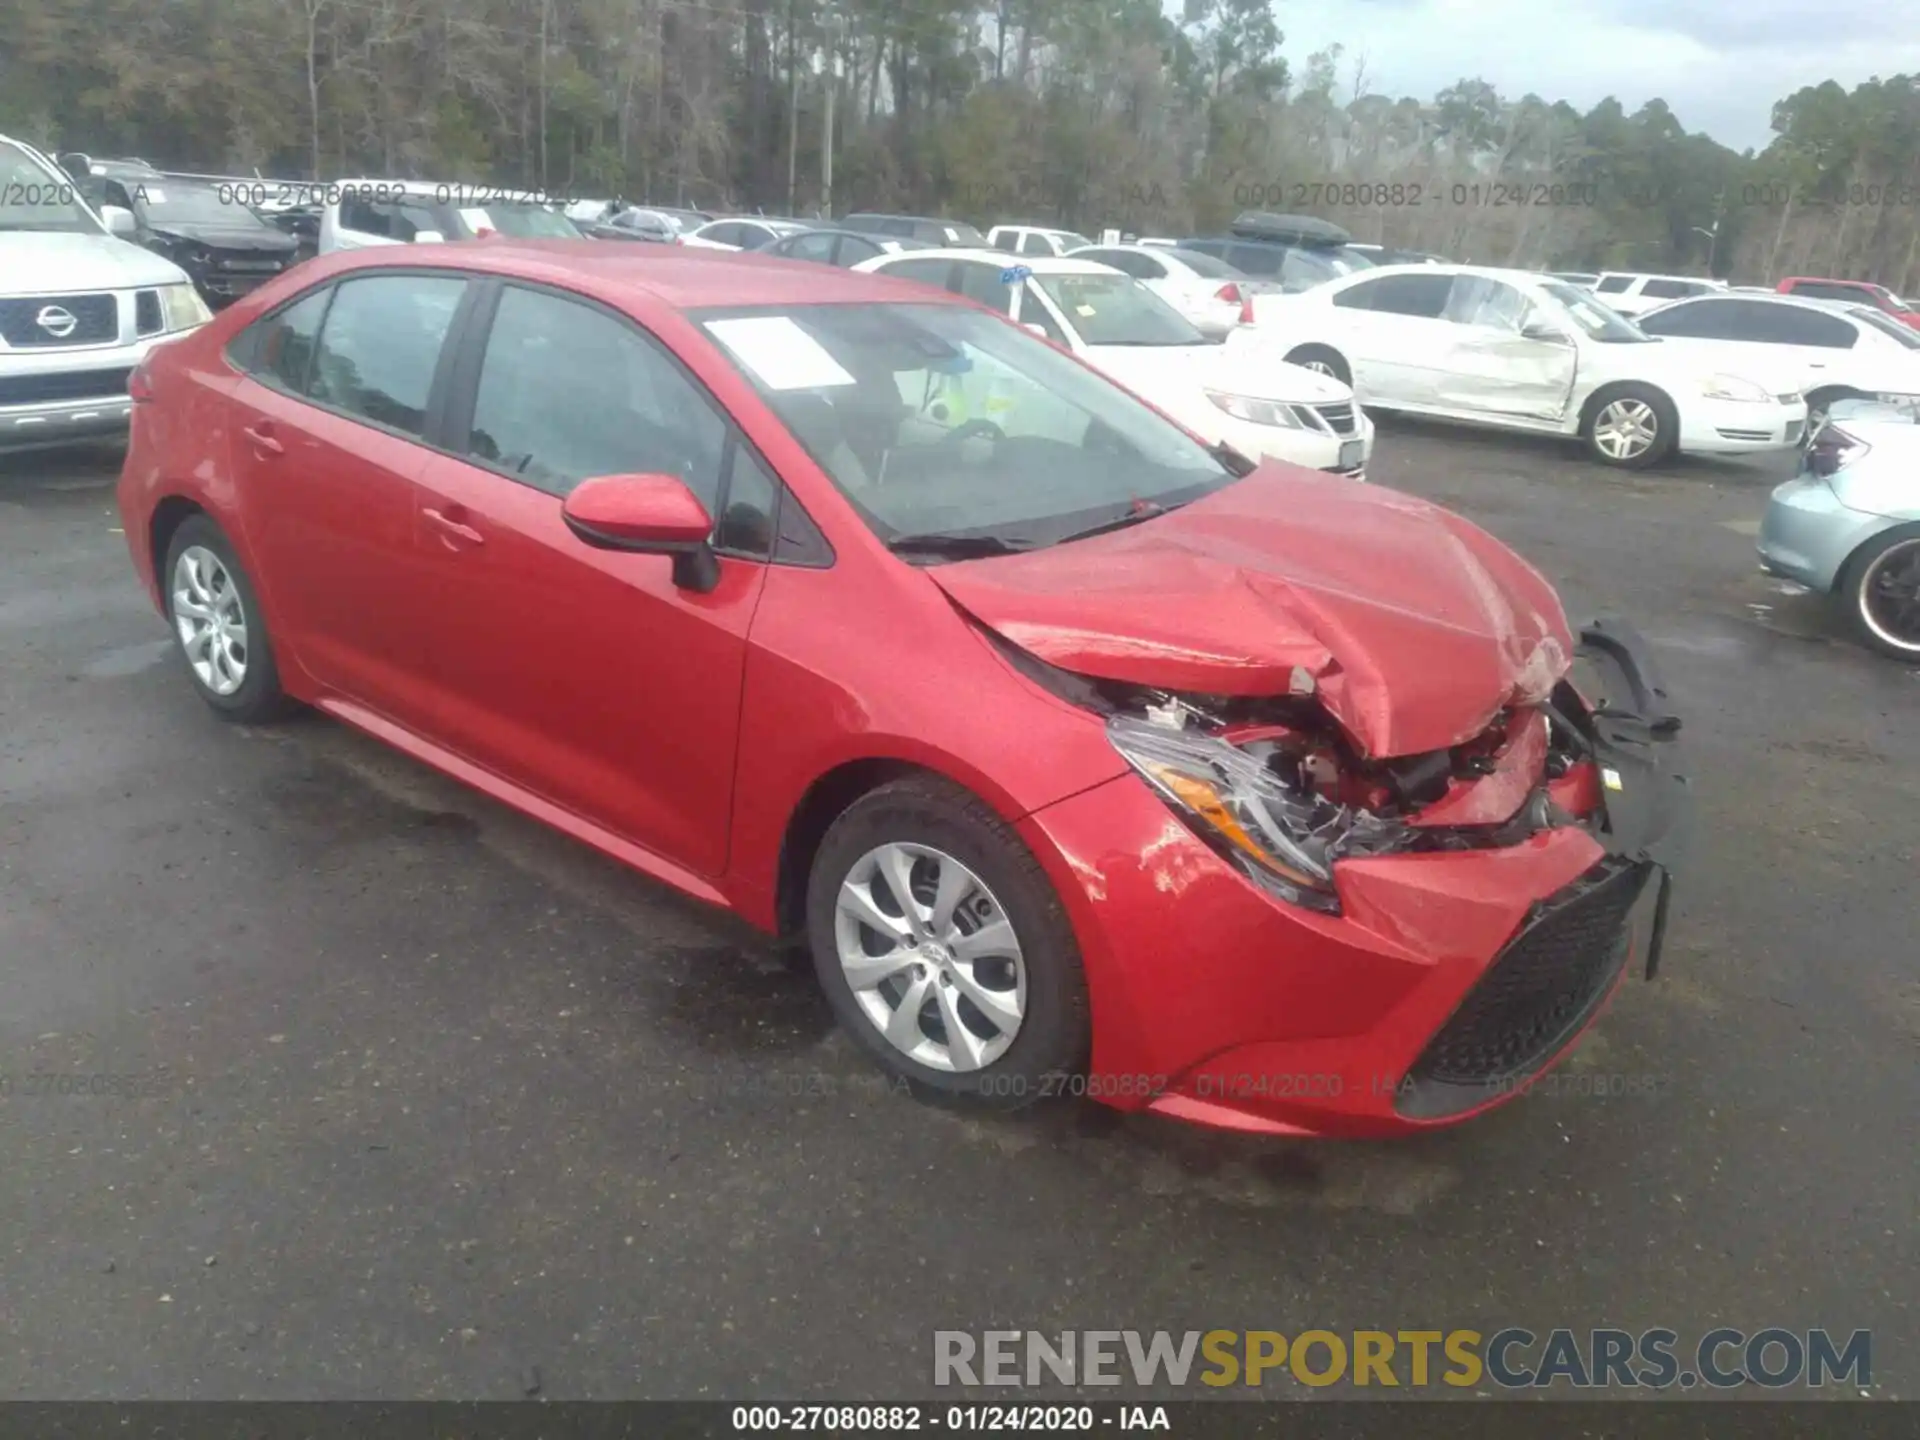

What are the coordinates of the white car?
(682, 218, 814, 252)
(986, 224, 1095, 259)
(1, 133, 211, 452)
(1589, 271, 1728, 317)
(1255, 264, 1806, 468)
(1068, 242, 1265, 339)
(318, 181, 580, 252)
(1633, 291, 1920, 429)
(852, 249, 1374, 478)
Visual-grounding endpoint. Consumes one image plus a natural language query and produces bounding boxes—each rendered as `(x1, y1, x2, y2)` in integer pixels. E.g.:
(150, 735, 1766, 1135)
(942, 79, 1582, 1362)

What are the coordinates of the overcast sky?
(1280, 0, 1920, 152)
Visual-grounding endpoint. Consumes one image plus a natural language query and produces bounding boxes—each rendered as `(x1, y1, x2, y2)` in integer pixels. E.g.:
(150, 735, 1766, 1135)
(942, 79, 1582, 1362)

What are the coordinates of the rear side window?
(1018, 232, 1052, 257)
(1641, 278, 1704, 300)
(1336, 272, 1453, 317)
(1594, 275, 1632, 294)
(309, 275, 466, 435)
(879, 257, 955, 287)
(991, 231, 1019, 252)
(1226, 243, 1283, 278)
(465, 285, 728, 503)
(953, 262, 1015, 315)
(234, 287, 333, 390)
(1637, 300, 1736, 339)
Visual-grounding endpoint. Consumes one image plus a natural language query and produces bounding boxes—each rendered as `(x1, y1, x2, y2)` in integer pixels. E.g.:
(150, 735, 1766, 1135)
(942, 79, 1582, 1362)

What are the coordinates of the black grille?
(1314, 401, 1356, 435)
(0, 368, 134, 406)
(1394, 860, 1650, 1119)
(135, 289, 164, 336)
(0, 293, 119, 347)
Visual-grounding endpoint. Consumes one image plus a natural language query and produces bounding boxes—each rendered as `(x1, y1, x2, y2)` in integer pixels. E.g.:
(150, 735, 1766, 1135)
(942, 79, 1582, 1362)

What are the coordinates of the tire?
(804, 775, 1090, 1108)
(1806, 386, 1869, 435)
(1837, 525, 1920, 662)
(1283, 344, 1351, 386)
(1582, 383, 1678, 469)
(162, 514, 297, 723)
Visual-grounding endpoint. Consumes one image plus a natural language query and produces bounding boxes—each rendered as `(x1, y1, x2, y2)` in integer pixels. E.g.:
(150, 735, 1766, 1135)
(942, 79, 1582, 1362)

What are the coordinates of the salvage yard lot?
(1, 424, 1914, 1398)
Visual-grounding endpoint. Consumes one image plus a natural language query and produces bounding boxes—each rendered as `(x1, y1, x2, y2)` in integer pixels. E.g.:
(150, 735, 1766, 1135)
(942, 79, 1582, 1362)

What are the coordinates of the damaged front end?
(1001, 617, 1690, 972)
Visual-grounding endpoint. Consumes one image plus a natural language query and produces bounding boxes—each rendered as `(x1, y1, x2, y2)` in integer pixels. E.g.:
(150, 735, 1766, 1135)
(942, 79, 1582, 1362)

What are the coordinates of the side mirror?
(1520, 319, 1569, 343)
(100, 205, 137, 238)
(57, 152, 94, 184)
(561, 473, 720, 592)
(411, 229, 445, 244)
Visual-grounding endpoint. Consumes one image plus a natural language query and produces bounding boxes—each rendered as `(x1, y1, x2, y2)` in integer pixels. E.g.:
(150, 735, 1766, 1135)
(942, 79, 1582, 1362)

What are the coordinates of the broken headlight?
(1109, 713, 1377, 913)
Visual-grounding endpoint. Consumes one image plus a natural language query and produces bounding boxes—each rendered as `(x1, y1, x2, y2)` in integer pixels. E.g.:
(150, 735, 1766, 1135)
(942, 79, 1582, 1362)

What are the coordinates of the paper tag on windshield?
(705, 316, 856, 390)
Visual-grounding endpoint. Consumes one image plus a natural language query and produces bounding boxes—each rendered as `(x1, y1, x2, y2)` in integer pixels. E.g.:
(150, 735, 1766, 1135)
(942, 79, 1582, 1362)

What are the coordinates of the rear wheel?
(1282, 345, 1351, 386)
(1582, 383, 1678, 469)
(163, 515, 296, 723)
(1840, 526, 1920, 661)
(805, 776, 1089, 1107)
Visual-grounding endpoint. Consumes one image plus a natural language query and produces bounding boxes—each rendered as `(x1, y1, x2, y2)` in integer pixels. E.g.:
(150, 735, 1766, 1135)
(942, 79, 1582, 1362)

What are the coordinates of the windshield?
(1852, 307, 1920, 348)
(131, 181, 271, 228)
(697, 302, 1231, 550)
(1032, 273, 1205, 346)
(0, 142, 103, 234)
(1540, 280, 1653, 342)
(942, 221, 987, 245)
(484, 203, 581, 238)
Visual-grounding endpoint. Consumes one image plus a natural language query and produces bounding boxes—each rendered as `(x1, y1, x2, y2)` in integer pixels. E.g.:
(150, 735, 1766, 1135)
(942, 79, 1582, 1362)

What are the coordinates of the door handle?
(422, 507, 485, 546)
(242, 424, 283, 456)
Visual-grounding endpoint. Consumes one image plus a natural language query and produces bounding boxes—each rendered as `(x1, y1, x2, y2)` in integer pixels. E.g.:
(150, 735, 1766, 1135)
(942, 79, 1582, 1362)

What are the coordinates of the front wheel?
(1583, 384, 1678, 469)
(805, 776, 1090, 1107)
(1840, 526, 1920, 661)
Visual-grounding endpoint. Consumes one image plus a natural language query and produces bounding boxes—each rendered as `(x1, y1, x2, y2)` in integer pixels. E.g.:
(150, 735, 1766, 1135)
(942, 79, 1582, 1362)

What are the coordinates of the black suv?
(1178, 212, 1376, 292)
(62, 156, 301, 309)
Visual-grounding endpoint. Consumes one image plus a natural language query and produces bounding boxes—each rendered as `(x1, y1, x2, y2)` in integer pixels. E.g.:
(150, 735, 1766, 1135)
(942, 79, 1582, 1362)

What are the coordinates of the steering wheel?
(940, 418, 1006, 448)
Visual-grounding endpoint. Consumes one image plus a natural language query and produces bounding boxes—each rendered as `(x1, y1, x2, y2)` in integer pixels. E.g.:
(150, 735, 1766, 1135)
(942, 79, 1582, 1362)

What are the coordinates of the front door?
(407, 282, 767, 877)
(1431, 275, 1578, 421)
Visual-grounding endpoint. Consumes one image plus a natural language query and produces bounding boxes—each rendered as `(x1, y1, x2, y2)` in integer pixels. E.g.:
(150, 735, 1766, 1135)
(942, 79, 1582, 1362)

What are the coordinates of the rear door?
(406, 281, 770, 875)
(1431, 274, 1577, 421)
(225, 271, 471, 722)
(1321, 271, 1457, 404)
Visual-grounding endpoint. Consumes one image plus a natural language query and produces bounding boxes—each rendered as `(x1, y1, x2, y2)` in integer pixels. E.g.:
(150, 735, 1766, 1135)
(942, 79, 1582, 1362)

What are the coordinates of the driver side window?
(465, 285, 728, 503)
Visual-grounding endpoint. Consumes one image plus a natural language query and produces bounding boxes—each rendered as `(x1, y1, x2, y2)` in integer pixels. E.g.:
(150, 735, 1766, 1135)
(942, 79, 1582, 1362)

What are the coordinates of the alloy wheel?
(172, 545, 249, 695)
(833, 842, 1026, 1073)
(1592, 399, 1658, 461)
(1859, 539, 1920, 655)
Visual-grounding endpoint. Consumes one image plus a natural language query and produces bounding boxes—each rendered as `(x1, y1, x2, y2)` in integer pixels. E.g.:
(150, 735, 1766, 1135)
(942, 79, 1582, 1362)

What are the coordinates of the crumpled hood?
(930, 465, 1574, 758)
(1087, 340, 1352, 406)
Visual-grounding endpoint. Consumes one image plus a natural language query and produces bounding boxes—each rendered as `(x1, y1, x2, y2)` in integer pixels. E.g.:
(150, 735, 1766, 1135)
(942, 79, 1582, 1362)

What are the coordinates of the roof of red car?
(323, 238, 956, 311)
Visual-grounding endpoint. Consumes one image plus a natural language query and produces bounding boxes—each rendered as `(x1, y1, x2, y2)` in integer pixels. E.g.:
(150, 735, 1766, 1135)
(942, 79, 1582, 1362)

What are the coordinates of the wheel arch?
(148, 494, 209, 610)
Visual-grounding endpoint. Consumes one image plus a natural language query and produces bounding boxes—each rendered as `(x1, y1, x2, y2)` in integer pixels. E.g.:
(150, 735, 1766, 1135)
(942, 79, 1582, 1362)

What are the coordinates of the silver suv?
(0, 134, 212, 452)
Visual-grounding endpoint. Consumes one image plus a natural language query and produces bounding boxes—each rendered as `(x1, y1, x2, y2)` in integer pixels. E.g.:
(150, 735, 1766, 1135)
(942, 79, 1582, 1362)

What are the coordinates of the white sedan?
(1066, 242, 1269, 338)
(852, 249, 1374, 478)
(1256, 264, 1807, 469)
(682, 217, 814, 251)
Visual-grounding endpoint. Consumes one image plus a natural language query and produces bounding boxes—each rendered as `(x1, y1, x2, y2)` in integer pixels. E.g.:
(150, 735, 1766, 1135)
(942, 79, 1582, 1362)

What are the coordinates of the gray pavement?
(0, 424, 1913, 1399)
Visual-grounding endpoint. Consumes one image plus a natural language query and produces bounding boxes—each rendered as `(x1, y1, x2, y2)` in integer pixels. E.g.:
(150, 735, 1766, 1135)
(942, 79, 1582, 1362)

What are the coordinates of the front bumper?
(0, 329, 196, 452)
(1212, 405, 1375, 481)
(1018, 618, 1689, 1137)
(1758, 471, 1893, 593)
(1677, 395, 1807, 454)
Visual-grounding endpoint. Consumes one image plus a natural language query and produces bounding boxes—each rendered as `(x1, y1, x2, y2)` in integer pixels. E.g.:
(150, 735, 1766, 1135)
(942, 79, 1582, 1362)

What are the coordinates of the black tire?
(161, 514, 297, 723)
(804, 775, 1090, 1108)
(1581, 382, 1678, 469)
(1837, 525, 1920, 662)
(1282, 344, 1351, 386)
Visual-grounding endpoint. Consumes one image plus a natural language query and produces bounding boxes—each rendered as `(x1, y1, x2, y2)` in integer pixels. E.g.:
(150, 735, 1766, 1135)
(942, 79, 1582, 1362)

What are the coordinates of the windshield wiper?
(884, 531, 1036, 560)
(1056, 499, 1190, 544)
(1209, 441, 1258, 477)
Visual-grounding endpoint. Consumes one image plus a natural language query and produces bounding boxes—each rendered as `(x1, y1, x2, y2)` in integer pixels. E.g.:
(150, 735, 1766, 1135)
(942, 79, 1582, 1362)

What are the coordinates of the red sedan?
(118, 241, 1689, 1137)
